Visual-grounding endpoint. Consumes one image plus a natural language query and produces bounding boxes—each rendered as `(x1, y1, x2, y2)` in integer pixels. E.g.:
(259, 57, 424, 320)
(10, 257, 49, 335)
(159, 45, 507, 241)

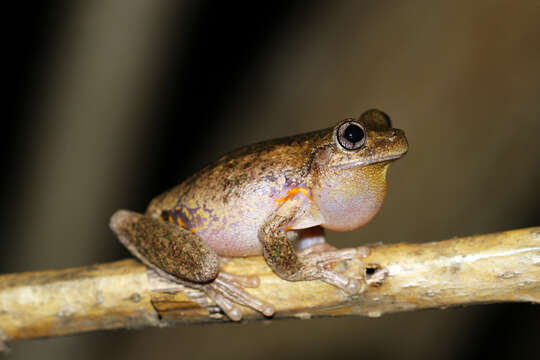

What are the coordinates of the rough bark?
(1, 227, 538, 347)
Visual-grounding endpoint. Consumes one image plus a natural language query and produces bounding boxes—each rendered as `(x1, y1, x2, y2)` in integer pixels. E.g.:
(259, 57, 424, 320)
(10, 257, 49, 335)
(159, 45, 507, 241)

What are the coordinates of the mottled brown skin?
(113, 213, 219, 283)
(111, 109, 408, 321)
(148, 129, 327, 214)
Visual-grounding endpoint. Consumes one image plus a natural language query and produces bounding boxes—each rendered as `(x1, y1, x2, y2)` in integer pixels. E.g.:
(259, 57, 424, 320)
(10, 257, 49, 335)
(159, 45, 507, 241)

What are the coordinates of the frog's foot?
(202, 271, 275, 321)
(297, 242, 337, 256)
(299, 246, 372, 295)
(300, 246, 371, 265)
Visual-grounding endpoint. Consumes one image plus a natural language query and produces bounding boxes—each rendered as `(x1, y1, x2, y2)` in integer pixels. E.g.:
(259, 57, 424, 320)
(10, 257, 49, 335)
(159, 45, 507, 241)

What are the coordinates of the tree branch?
(1, 227, 539, 346)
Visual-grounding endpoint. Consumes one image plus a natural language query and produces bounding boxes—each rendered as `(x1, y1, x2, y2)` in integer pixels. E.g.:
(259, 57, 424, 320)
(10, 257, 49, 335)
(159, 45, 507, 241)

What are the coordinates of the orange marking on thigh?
(274, 187, 313, 206)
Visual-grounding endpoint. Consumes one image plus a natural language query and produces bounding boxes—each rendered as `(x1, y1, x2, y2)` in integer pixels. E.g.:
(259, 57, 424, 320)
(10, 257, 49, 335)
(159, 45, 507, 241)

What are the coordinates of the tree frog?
(110, 109, 408, 321)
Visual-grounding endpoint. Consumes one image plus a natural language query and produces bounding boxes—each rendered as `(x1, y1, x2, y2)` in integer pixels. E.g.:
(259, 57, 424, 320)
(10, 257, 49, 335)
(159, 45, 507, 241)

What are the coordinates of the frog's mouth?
(328, 153, 403, 170)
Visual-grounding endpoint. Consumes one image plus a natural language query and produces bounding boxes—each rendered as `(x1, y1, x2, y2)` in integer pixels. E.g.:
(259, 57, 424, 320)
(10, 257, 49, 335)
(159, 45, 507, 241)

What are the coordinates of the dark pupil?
(344, 124, 364, 144)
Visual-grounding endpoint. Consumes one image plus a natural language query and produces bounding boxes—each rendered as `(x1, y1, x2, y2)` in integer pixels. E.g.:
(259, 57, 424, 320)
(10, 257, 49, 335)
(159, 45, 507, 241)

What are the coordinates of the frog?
(110, 109, 408, 321)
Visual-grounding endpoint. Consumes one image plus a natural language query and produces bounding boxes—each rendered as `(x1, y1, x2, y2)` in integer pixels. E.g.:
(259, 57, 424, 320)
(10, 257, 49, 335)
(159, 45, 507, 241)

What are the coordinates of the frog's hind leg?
(111, 210, 219, 283)
(110, 210, 274, 320)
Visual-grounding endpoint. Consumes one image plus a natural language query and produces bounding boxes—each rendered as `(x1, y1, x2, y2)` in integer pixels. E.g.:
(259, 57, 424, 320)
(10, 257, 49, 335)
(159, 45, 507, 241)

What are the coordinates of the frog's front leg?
(110, 210, 274, 321)
(259, 206, 368, 295)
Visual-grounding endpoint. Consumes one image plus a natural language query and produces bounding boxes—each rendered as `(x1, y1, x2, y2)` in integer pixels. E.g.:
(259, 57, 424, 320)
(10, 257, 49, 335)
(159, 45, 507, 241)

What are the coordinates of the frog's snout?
(387, 128, 408, 156)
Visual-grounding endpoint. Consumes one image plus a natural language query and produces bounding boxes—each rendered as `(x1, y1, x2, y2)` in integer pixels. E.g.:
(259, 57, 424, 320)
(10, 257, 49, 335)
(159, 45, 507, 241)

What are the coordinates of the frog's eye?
(336, 121, 366, 151)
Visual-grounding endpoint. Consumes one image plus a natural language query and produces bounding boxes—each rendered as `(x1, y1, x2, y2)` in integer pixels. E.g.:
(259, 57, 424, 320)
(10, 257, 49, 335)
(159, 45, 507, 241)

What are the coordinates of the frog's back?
(146, 130, 329, 256)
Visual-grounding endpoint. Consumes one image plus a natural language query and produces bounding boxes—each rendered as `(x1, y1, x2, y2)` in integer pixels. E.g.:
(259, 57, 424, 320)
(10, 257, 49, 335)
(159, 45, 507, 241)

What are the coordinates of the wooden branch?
(1, 227, 539, 346)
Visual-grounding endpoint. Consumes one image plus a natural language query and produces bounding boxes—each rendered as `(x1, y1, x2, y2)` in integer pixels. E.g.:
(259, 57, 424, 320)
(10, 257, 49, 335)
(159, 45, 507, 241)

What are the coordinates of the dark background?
(3, 1, 539, 359)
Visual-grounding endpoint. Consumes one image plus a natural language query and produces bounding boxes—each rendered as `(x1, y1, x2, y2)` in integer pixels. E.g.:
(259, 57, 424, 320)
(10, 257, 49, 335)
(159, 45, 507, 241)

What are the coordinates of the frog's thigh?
(110, 210, 219, 283)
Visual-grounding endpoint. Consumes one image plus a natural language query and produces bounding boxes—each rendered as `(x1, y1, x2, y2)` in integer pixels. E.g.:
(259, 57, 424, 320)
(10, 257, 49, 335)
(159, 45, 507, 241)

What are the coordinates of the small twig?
(0, 227, 538, 346)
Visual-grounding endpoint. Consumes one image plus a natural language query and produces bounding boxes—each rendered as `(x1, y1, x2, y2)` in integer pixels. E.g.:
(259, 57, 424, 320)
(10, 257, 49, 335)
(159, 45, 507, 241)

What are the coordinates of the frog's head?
(315, 109, 408, 170)
(310, 109, 408, 231)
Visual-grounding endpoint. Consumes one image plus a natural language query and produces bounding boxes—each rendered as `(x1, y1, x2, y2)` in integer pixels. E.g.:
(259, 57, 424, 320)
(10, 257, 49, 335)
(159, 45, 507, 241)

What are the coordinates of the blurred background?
(3, 1, 539, 359)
